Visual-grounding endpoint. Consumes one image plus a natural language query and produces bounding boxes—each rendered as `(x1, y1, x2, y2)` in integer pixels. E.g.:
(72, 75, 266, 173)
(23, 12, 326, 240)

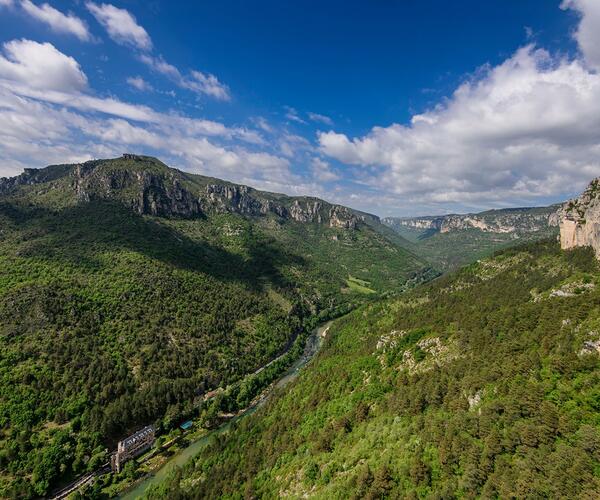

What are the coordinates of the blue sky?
(0, 0, 599, 216)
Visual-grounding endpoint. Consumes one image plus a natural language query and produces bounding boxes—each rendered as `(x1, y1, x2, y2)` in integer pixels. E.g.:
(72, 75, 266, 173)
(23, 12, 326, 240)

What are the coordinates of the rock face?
(328, 205, 358, 229)
(0, 165, 72, 195)
(1, 154, 367, 230)
(202, 185, 360, 227)
(74, 161, 203, 218)
(558, 178, 600, 257)
(205, 184, 275, 217)
(384, 206, 559, 236)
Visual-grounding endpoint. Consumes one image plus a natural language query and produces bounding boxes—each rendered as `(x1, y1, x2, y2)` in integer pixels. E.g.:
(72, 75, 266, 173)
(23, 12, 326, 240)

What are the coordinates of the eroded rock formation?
(73, 161, 203, 217)
(558, 178, 600, 257)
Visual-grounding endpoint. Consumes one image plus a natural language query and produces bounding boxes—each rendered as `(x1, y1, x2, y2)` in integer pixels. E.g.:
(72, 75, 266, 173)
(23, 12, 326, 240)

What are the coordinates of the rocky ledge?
(558, 178, 600, 257)
(203, 185, 358, 227)
(74, 162, 203, 218)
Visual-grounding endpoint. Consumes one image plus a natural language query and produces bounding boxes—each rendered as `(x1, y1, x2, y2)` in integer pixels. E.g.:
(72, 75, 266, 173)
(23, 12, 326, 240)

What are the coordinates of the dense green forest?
(149, 241, 600, 498)
(0, 157, 429, 497)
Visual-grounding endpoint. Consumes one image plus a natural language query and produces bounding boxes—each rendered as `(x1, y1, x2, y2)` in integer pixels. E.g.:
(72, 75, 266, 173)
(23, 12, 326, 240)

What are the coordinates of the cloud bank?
(0, 39, 297, 192)
(318, 1, 600, 212)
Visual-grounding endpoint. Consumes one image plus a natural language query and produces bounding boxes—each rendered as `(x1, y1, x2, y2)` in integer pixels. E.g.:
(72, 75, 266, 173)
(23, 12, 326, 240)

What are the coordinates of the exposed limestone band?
(559, 178, 600, 257)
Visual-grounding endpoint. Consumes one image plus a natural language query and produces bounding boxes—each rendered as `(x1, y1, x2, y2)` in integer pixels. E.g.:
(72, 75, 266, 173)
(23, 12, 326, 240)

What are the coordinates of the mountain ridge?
(0, 154, 383, 231)
(383, 205, 560, 237)
(382, 205, 560, 271)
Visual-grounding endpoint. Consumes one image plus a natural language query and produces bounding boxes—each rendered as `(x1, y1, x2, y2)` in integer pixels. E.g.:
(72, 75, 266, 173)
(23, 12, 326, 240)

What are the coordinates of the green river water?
(120, 321, 332, 499)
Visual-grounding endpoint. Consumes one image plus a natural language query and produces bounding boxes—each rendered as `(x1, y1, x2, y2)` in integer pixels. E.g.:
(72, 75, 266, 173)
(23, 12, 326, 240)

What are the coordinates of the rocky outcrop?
(0, 165, 72, 195)
(328, 205, 358, 229)
(289, 200, 323, 223)
(558, 178, 600, 257)
(0, 169, 39, 195)
(439, 214, 540, 233)
(202, 186, 359, 228)
(204, 184, 276, 216)
(387, 217, 443, 231)
(287, 201, 359, 228)
(580, 339, 600, 356)
(73, 161, 203, 218)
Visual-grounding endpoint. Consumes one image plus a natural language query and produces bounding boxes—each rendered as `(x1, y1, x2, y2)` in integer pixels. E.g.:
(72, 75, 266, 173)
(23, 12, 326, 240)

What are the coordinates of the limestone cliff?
(384, 205, 559, 236)
(558, 178, 600, 257)
(73, 161, 203, 218)
(0, 154, 366, 230)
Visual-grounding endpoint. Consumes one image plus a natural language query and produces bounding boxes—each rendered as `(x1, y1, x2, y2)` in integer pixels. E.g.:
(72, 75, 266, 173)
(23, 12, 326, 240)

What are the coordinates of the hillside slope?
(0, 156, 430, 497)
(384, 206, 559, 271)
(152, 240, 600, 499)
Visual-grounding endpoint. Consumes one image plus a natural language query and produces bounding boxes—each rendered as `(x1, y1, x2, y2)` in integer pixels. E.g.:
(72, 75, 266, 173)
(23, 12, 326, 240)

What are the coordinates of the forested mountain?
(152, 240, 600, 498)
(383, 206, 559, 271)
(0, 155, 431, 497)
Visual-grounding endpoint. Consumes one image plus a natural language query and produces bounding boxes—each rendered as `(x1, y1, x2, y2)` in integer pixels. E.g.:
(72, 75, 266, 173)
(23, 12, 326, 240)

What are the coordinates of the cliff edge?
(559, 178, 600, 257)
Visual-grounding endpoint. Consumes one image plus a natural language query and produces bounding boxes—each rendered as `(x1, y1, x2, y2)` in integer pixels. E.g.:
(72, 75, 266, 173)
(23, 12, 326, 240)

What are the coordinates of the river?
(120, 320, 332, 499)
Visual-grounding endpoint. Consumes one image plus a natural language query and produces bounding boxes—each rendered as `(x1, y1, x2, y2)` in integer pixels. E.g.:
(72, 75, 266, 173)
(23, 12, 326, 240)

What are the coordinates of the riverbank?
(117, 320, 332, 499)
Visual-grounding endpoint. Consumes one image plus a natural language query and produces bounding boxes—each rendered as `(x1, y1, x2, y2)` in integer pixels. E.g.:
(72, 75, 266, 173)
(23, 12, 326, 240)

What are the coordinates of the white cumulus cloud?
(86, 2, 152, 51)
(319, 28, 600, 210)
(0, 39, 87, 92)
(188, 70, 230, 101)
(139, 54, 230, 101)
(308, 112, 333, 126)
(311, 157, 340, 182)
(126, 76, 152, 92)
(284, 106, 306, 124)
(561, 0, 600, 71)
(20, 1, 91, 41)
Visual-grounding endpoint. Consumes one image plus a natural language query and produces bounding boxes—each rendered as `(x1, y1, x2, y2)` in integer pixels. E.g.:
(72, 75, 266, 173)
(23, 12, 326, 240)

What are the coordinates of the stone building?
(110, 425, 155, 473)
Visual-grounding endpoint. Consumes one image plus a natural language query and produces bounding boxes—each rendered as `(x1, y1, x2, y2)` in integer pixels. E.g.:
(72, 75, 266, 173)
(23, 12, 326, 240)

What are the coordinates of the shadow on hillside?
(0, 200, 304, 290)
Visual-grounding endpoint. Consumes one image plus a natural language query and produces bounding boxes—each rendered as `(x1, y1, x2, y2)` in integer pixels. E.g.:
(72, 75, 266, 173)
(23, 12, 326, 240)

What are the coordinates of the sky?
(0, 0, 600, 216)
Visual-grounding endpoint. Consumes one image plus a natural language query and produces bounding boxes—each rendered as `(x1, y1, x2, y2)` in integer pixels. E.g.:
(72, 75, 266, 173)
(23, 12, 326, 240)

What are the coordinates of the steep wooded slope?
(152, 241, 600, 499)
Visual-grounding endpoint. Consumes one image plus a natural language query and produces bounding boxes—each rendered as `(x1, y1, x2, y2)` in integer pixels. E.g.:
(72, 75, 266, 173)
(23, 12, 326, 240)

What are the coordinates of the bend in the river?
(120, 320, 333, 499)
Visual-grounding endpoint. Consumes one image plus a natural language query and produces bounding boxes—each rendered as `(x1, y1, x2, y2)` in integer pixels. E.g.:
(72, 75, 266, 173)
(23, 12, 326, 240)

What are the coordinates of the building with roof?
(180, 420, 193, 431)
(110, 425, 155, 473)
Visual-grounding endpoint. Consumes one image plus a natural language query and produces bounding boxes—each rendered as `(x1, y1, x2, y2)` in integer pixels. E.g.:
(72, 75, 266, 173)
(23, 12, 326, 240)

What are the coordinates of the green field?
(346, 276, 376, 294)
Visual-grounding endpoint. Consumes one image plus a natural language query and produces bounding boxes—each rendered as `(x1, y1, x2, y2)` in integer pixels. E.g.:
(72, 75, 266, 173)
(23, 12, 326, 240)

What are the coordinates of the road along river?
(120, 320, 332, 499)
